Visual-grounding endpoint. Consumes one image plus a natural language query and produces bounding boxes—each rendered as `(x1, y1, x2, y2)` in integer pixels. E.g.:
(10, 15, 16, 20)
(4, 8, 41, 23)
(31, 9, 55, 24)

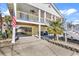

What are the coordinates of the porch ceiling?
(17, 22, 47, 27)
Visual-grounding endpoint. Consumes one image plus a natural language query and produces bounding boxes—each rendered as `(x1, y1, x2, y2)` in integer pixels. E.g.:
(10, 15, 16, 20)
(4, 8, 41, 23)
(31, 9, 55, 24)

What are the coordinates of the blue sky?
(0, 3, 10, 17)
(55, 3, 79, 24)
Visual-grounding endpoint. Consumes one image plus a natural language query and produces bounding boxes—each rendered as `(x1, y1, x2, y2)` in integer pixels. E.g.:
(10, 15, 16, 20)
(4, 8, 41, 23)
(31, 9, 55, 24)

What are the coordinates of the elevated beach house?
(8, 3, 63, 39)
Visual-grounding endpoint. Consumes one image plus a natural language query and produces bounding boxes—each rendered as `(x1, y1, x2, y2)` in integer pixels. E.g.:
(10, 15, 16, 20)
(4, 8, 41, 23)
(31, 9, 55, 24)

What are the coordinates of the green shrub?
(7, 29, 12, 38)
(0, 31, 2, 39)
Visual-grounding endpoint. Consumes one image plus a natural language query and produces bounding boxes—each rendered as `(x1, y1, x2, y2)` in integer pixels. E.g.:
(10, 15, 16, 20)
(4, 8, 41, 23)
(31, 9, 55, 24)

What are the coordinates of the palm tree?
(47, 19, 63, 41)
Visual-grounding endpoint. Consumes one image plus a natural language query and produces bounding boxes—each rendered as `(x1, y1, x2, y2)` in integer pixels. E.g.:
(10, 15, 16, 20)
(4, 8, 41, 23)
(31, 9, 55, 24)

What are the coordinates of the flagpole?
(12, 3, 16, 44)
(12, 27, 16, 43)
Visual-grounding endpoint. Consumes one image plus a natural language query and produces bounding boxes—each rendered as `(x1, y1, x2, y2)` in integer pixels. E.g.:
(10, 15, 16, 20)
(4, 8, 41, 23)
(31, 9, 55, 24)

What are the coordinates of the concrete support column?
(44, 11, 46, 23)
(57, 34, 59, 41)
(55, 16, 56, 21)
(65, 32, 67, 42)
(38, 9, 41, 39)
(12, 3, 16, 44)
(51, 15, 53, 21)
(65, 23, 67, 43)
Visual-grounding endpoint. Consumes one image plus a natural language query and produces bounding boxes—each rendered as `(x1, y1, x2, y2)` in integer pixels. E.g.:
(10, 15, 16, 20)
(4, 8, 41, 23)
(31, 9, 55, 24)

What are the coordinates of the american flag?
(11, 11, 16, 27)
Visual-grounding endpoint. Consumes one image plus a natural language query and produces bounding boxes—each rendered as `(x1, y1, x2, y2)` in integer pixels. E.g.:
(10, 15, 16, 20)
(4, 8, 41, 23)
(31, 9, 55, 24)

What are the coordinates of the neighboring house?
(73, 24, 79, 31)
(0, 16, 7, 33)
(8, 3, 63, 39)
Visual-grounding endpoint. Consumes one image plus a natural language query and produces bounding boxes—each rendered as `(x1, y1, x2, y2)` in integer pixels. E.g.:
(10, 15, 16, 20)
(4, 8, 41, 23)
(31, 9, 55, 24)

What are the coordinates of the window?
(20, 13, 23, 19)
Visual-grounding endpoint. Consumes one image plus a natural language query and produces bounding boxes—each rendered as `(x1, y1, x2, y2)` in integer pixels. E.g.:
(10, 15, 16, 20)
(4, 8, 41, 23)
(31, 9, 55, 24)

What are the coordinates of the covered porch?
(16, 22, 48, 37)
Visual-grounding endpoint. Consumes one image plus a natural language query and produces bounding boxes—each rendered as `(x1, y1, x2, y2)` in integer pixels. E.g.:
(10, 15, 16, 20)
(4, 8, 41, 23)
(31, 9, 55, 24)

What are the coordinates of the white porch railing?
(17, 11, 50, 24)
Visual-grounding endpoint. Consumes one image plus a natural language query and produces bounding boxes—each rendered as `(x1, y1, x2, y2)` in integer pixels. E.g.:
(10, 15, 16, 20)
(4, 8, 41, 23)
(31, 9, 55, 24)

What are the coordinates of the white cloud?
(60, 10, 67, 14)
(60, 8, 77, 16)
(66, 9, 77, 15)
(2, 9, 10, 16)
(72, 20, 79, 25)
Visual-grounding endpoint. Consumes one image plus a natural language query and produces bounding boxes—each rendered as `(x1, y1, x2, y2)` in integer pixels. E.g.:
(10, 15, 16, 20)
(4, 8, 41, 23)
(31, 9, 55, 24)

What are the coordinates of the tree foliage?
(4, 16, 12, 38)
(47, 19, 63, 35)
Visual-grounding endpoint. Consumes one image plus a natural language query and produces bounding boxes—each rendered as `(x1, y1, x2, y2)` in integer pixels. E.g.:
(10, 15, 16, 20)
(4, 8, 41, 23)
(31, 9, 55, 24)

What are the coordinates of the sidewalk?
(0, 36, 79, 56)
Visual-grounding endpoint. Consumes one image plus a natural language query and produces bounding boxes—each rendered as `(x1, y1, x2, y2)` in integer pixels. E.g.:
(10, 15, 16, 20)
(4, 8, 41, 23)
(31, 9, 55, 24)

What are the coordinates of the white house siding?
(28, 3, 61, 18)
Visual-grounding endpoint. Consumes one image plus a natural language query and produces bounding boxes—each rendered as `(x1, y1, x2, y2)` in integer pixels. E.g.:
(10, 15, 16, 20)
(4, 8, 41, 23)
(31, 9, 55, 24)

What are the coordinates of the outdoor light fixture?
(30, 10, 35, 14)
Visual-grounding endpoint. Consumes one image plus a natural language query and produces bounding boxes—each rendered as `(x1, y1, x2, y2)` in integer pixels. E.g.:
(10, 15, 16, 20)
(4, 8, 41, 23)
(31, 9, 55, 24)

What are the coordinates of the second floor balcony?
(17, 11, 50, 25)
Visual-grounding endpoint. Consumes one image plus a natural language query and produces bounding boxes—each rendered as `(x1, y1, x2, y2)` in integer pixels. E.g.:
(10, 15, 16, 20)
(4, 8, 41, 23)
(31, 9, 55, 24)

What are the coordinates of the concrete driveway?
(0, 36, 79, 56)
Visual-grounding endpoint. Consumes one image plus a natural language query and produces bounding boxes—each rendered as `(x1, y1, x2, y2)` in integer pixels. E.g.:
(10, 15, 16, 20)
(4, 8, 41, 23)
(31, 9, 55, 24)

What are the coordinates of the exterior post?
(51, 15, 53, 21)
(44, 11, 46, 23)
(65, 32, 67, 42)
(38, 9, 41, 39)
(12, 3, 16, 43)
(65, 22, 67, 42)
(57, 34, 59, 41)
(55, 16, 56, 21)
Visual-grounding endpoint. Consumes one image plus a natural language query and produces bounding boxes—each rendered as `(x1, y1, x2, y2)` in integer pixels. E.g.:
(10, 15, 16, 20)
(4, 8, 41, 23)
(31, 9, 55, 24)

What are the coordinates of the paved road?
(0, 36, 79, 56)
